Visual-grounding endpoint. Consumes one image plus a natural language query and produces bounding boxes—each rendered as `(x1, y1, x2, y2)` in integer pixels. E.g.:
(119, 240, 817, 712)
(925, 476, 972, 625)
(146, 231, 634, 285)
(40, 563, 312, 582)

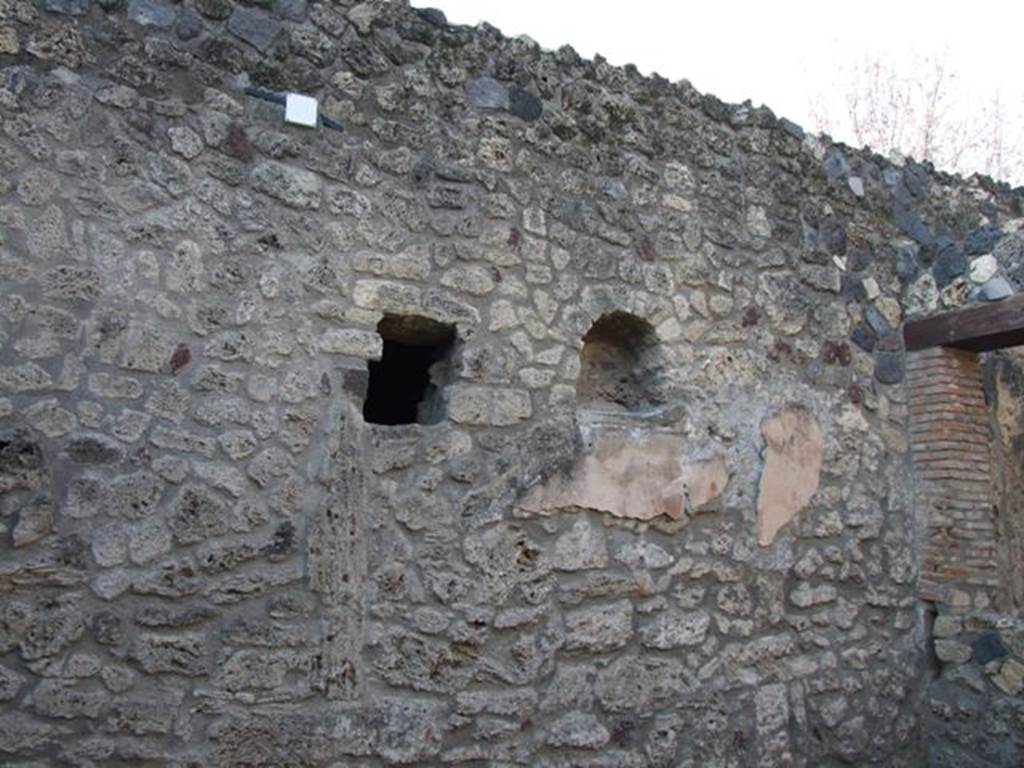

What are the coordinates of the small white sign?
(285, 93, 318, 128)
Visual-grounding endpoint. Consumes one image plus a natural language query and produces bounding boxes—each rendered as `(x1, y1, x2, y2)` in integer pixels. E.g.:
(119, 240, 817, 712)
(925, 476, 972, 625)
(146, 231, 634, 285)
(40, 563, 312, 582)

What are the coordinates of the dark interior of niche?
(362, 315, 456, 426)
(576, 311, 664, 411)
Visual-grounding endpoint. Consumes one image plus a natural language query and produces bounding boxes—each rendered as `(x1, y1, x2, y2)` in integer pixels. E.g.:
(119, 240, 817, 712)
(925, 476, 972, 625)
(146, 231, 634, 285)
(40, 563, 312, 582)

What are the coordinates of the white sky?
(411, 0, 1024, 178)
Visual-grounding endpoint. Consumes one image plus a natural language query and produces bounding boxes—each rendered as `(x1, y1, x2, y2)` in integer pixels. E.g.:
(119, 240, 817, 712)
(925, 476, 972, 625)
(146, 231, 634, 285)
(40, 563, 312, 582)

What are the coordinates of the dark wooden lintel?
(903, 294, 1024, 352)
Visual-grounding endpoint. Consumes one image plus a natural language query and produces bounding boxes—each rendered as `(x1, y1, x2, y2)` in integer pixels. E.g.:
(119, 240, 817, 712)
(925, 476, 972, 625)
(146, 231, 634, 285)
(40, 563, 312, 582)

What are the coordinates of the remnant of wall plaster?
(519, 429, 728, 521)
(756, 407, 824, 546)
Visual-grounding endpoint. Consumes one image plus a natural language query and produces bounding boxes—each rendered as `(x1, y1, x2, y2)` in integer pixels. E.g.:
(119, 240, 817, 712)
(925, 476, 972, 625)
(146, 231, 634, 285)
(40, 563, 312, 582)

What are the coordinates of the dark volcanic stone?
(972, 633, 1009, 665)
(176, 9, 203, 39)
(821, 221, 847, 256)
(127, 0, 177, 28)
(228, 6, 282, 52)
(277, 0, 307, 22)
(846, 248, 873, 272)
(932, 240, 967, 289)
(65, 434, 123, 464)
(840, 273, 863, 300)
(894, 205, 933, 246)
(1, 429, 44, 472)
(850, 324, 877, 353)
(863, 306, 890, 335)
(43, 0, 93, 15)
(778, 118, 804, 139)
(977, 276, 1012, 302)
(416, 7, 447, 26)
(342, 367, 369, 400)
(196, 0, 232, 20)
(508, 86, 543, 122)
(964, 225, 1002, 256)
(465, 77, 508, 110)
(875, 330, 903, 352)
(895, 245, 920, 284)
(903, 163, 930, 199)
(874, 351, 904, 384)
(1, 429, 45, 491)
(823, 149, 848, 179)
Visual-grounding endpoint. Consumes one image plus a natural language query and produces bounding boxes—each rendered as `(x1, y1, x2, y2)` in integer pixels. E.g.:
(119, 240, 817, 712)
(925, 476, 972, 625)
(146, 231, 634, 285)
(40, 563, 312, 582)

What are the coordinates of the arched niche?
(576, 311, 665, 411)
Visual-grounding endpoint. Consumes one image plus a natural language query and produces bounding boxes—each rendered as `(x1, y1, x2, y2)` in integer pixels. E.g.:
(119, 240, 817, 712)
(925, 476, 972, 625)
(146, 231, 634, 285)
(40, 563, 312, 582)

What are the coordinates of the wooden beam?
(903, 294, 1024, 352)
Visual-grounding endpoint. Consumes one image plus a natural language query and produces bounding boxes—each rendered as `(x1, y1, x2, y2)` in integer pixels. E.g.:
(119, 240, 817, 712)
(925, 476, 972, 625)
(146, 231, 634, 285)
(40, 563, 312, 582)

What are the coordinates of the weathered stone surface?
(789, 582, 837, 608)
(127, 0, 176, 27)
(27, 679, 107, 719)
(0, 27, 18, 55)
(564, 600, 633, 653)
(0, 363, 54, 393)
(375, 698, 446, 764)
(0, 713, 69, 755)
(639, 609, 711, 649)
(932, 242, 968, 288)
(448, 385, 531, 426)
(132, 632, 207, 676)
(227, 6, 281, 51)
(595, 655, 693, 712)
(905, 272, 939, 316)
(874, 351, 905, 384)
(465, 77, 509, 110)
(0, 665, 26, 702)
(102, 697, 177, 735)
(757, 407, 823, 546)
(169, 485, 230, 544)
(991, 657, 1024, 695)
(195, 0, 231, 19)
(545, 711, 610, 749)
(978, 276, 1013, 301)
(214, 714, 333, 767)
(965, 225, 1002, 255)
(552, 516, 608, 571)
(318, 328, 382, 358)
(251, 162, 322, 209)
(969, 254, 998, 284)
(4, 595, 85, 661)
(1, 429, 45, 492)
(64, 433, 123, 464)
(934, 638, 972, 663)
(131, 558, 202, 598)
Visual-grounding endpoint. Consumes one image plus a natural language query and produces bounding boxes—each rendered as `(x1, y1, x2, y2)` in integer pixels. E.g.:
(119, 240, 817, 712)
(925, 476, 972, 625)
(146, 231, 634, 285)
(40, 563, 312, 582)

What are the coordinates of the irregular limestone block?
(757, 407, 824, 546)
(545, 711, 610, 749)
(552, 517, 608, 571)
(519, 429, 728, 521)
(564, 600, 633, 653)
(991, 657, 1024, 695)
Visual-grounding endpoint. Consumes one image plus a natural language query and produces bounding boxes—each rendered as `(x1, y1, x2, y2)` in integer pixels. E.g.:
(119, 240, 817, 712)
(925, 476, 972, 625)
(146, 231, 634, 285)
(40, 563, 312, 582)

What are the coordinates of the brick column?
(909, 347, 999, 608)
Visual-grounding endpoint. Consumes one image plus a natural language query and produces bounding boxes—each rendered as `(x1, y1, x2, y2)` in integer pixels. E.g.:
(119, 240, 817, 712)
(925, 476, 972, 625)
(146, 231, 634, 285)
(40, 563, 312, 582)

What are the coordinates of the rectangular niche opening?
(362, 315, 456, 426)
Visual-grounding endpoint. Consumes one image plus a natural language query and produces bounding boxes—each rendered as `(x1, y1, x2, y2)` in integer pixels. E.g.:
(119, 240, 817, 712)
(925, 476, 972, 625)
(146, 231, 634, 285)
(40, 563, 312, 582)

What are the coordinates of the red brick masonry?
(909, 347, 999, 606)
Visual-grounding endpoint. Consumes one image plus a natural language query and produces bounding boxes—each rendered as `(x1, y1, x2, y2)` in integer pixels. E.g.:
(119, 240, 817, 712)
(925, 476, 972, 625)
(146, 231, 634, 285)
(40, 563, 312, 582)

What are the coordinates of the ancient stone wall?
(1, 0, 1024, 765)
(926, 611, 1024, 767)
